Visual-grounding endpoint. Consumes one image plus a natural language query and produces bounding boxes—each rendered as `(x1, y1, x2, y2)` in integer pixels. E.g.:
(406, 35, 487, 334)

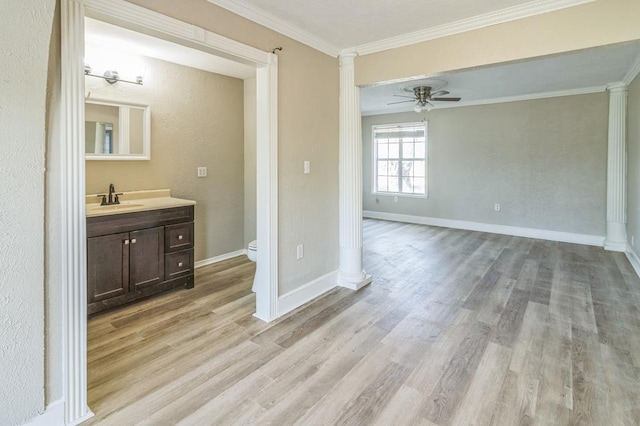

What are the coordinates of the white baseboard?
(277, 270, 339, 317)
(195, 249, 247, 269)
(363, 210, 605, 247)
(21, 399, 64, 426)
(626, 245, 640, 278)
(22, 399, 93, 426)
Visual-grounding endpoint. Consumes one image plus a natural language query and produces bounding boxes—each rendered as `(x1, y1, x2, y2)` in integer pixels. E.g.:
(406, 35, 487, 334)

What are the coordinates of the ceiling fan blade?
(393, 94, 417, 99)
(387, 100, 416, 105)
(431, 97, 461, 102)
(430, 90, 449, 97)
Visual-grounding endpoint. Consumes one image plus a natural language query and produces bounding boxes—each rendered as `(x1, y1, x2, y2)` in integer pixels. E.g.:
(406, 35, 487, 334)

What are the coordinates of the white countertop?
(86, 189, 196, 217)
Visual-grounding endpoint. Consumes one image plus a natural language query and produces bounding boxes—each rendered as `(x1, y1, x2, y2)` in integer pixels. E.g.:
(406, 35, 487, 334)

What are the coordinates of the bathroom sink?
(88, 203, 145, 213)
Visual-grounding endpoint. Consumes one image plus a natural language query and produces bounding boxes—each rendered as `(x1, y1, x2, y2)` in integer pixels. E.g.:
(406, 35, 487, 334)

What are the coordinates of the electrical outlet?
(394, 196, 399, 202)
(304, 161, 310, 174)
(296, 244, 304, 260)
(494, 203, 501, 212)
(197, 167, 207, 177)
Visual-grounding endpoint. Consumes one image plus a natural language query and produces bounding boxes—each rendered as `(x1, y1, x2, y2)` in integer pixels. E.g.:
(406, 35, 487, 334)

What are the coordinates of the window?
(373, 122, 427, 196)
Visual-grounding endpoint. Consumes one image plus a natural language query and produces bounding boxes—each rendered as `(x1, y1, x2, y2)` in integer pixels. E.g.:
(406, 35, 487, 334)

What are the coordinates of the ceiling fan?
(388, 86, 461, 112)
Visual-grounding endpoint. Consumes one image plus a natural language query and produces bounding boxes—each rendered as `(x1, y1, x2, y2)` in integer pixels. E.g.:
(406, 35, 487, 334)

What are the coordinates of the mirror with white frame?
(85, 99, 150, 160)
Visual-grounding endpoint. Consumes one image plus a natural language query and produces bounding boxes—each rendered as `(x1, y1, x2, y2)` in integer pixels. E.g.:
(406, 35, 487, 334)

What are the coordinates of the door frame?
(59, 0, 279, 422)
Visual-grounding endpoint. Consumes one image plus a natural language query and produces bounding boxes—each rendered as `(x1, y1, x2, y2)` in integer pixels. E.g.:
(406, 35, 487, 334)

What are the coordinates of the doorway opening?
(58, 0, 279, 422)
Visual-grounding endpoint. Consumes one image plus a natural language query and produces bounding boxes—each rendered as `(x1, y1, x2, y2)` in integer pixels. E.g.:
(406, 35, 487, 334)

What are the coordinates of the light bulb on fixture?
(414, 103, 434, 113)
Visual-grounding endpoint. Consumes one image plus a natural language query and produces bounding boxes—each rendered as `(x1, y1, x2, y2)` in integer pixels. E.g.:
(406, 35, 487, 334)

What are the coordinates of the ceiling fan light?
(413, 104, 422, 113)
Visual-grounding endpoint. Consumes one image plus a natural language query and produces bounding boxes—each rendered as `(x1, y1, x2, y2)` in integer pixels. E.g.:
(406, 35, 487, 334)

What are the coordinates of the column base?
(604, 221, 627, 252)
(338, 246, 371, 289)
(338, 272, 372, 290)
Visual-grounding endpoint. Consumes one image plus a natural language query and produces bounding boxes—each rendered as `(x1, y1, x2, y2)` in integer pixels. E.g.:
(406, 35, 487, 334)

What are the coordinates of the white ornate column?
(338, 52, 372, 289)
(604, 82, 628, 251)
(61, 0, 93, 423)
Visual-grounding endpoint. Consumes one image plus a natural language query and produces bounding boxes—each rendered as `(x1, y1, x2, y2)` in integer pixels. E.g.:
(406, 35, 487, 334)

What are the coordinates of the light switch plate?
(304, 161, 310, 174)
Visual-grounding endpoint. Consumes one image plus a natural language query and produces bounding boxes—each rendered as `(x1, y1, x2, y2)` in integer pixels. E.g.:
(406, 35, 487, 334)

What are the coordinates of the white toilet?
(247, 240, 258, 292)
(247, 240, 257, 262)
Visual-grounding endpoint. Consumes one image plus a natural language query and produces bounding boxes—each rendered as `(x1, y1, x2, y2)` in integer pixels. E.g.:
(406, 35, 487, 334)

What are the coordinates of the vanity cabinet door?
(87, 232, 129, 303)
(129, 226, 165, 291)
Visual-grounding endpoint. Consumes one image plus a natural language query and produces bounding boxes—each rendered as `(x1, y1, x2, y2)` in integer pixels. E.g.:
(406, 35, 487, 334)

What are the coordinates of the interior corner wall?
(244, 77, 257, 247)
(362, 93, 608, 237)
(627, 75, 640, 254)
(0, 1, 56, 425)
(45, 0, 63, 409)
(84, 55, 245, 262)
(125, 0, 340, 295)
(355, 0, 640, 86)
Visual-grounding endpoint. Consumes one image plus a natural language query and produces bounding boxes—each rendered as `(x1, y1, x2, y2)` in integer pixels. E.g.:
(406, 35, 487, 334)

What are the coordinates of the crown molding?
(623, 51, 640, 85)
(350, 0, 596, 56)
(361, 85, 605, 116)
(205, 0, 341, 57)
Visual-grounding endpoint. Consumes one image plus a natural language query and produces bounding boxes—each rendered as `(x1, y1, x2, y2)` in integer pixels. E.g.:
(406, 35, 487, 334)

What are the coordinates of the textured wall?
(363, 93, 608, 236)
(627, 76, 640, 255)
(125, 0, 340, 295)
(45, 0, 63, 407)
(0, 1, 56, 424)
(85, 55, 245, 262)
(244, 78, 257, 246)
(356, 0, 640, 86)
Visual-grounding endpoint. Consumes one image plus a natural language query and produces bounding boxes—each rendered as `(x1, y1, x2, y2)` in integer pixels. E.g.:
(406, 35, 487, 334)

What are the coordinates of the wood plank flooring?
(85, 219, 640, 425)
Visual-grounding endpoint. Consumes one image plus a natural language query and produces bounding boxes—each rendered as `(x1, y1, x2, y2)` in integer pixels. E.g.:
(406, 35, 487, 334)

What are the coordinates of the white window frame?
(372, 121, 428, 198)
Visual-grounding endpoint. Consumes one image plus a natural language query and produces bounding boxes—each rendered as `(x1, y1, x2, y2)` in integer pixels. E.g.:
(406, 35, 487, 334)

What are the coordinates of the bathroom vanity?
(86, 189, 196, 315)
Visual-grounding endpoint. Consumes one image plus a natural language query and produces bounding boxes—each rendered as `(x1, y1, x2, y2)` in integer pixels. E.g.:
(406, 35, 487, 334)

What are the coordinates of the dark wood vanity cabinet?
(87, 205, 194, 315)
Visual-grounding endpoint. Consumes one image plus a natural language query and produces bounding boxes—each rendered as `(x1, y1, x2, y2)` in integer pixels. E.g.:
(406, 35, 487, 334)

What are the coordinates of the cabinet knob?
(178, 235, 183, 240)
(124, 239, 129, 245)
(131, 238, 137, 244)
(178, 262, 183, 267)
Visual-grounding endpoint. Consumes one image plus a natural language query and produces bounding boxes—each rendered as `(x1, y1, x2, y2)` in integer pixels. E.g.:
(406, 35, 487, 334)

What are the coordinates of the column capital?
(338, 51, 358, 64)
(606, 82, 628, 93)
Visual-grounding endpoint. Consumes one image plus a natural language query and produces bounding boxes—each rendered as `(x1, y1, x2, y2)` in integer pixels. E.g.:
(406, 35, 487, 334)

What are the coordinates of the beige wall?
(85, 55, 245, 261)
(356, 0, 640, 86)
(363, 93, 608, 236)
(244, 78, 257, 246)
(0, 1, 56, 424)
(628, 75, 640, 255)
(125, 0, 340, 294)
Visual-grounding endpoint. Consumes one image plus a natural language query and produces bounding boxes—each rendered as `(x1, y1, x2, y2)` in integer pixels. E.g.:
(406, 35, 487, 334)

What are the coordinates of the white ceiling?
(207, 0, 595, 55)
(361, 41, 640, 115)
(84, 18, 255, 80)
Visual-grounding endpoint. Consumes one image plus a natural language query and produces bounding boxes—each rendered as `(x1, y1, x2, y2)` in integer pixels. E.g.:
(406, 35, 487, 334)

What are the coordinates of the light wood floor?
(86, 219, 640, 425)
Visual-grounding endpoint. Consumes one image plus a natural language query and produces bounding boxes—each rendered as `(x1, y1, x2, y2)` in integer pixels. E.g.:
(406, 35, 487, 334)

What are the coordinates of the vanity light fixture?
(84, 64, 143, 85)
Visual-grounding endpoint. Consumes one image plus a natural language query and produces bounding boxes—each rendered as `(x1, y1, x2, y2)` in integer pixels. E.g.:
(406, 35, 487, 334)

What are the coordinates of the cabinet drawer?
(165, 249, 193, 279)
(165, 222, 193, 252)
